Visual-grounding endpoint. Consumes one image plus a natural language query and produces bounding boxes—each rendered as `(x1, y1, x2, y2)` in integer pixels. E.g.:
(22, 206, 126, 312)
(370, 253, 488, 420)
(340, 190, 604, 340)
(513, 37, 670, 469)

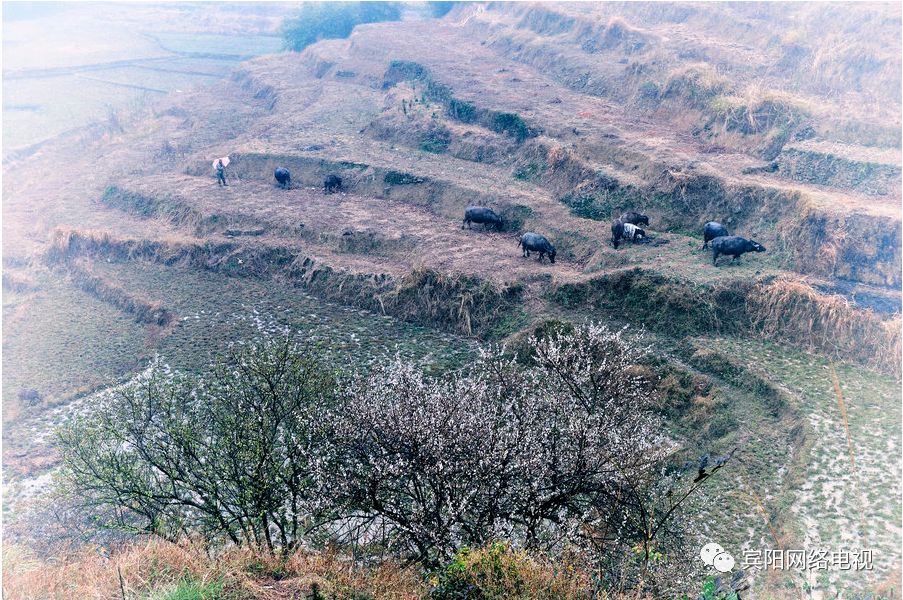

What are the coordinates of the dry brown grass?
(778, 204, 901, 288)
(3, 397, 25, 424)
(3, 540, 645, 600)
(262, 551, 426, 599)
(46, 227, 195, 266)
(747, 277, 902, 378)
(710, 87, 811, 135)
(45, 228, 526, 338)
(47, 227, 106, 261)
(799, 13, 895, 121)
(662, 63, 732, 110)
(377, 265, 523, 336)
(3, 540, 212, 600)
(101, 186, 217, 236)
(430, 543, 607, 600)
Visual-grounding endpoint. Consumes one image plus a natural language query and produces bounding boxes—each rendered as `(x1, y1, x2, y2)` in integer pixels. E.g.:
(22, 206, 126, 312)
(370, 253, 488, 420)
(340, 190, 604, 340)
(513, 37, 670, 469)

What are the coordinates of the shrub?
(59, 325, 730, 594)
(333, 323, 669, 565)
(281, 2, 401, 52)
(693, 572, 750, 599)
(491, 112, 530, 142)
(17, 388, 42, 406)
(384, 60, 430, 86)
(447, 98, 477, 122)
(497, 204, 534, 233)
(384, 170, 426, 185)
(431, 542, 593, 599)
(420, 124, 452, 153)
(513, 162, 541, 181)
(662, 64, 731, 110)
(638, 81, 660, 100)
(59, 336, 341, 555)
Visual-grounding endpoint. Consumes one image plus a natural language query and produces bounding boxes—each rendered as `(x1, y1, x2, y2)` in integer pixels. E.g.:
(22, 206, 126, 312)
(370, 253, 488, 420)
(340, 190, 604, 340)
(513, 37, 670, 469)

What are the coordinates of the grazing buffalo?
(702, 221, 729, 250)
(611, 219, 624, 248)
(324, 174, 342, 194)
(612, 220, 646, 248)
(274, 167, 291, 189)
(462, 206, 503, 230)
(711, 236, 766, 266)
(519, 232, 556, 264)
(620, 211, 650, 226)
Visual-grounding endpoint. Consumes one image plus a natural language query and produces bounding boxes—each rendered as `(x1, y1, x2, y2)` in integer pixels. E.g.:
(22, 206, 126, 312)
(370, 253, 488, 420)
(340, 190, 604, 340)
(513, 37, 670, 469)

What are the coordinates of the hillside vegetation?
(2, 3, 900, 599)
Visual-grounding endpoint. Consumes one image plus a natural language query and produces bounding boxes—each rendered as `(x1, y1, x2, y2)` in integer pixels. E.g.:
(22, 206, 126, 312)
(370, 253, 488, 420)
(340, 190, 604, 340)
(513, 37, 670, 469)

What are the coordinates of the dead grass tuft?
(662, 63, 732, 110)
(3, 539, 661, 600)
(278, 551, 426, 599)
(2, 540, 211, 600)
(553, 269, 900, 378)
(710, 87, 811, 136)
(0, 542, 603, 600)
(747, 277, 901, 378)
(46, 227, 198, 266)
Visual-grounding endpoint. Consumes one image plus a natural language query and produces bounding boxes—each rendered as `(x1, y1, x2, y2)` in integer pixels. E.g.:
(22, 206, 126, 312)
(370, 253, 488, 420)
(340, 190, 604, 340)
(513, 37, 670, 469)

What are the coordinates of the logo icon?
(700, 542, 735, 573)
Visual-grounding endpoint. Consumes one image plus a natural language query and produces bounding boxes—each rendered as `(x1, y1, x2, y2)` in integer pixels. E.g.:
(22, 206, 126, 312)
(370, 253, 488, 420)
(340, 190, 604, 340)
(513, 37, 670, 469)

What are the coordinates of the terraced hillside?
(3, 3, 900, 599)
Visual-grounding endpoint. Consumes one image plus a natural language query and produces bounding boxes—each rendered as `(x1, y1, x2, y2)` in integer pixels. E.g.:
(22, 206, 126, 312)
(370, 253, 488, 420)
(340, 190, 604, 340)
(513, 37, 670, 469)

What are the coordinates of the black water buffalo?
(519, 232, 556, 263)
(462, 206, 503, 230)
(324, 174, 342, 193)
(711, 235, 766, 266)
(611, 219, 646, 249)
(702, 221, 729, 250)
(274, 167, 291, 189)
(620, 211, 650, 226)
(611, 220, 624, 249)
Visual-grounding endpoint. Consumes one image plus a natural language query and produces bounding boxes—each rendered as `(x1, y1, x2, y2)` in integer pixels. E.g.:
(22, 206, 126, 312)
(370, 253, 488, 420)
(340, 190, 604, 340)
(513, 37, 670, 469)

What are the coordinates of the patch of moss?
(513, 162, 541, 181)
(384, 171, 426, 185)
(419, 126, 451, 154)
(491, 112, 530, 142)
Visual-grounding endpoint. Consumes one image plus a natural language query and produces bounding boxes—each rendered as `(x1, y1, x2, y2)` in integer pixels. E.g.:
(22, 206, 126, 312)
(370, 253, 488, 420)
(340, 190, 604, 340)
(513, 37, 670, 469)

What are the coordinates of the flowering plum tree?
(59, 322, 726, 589)
(334, 323, 671, 565)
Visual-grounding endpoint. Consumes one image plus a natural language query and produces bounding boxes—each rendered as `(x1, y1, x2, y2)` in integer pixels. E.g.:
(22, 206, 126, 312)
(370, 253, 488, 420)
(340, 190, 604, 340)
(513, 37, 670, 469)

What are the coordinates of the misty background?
(2, 2, 292, 153)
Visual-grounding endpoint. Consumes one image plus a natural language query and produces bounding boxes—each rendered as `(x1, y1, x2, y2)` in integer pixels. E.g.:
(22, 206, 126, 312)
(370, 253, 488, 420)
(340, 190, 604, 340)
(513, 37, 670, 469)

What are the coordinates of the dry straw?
(747, 277, 901, 378)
